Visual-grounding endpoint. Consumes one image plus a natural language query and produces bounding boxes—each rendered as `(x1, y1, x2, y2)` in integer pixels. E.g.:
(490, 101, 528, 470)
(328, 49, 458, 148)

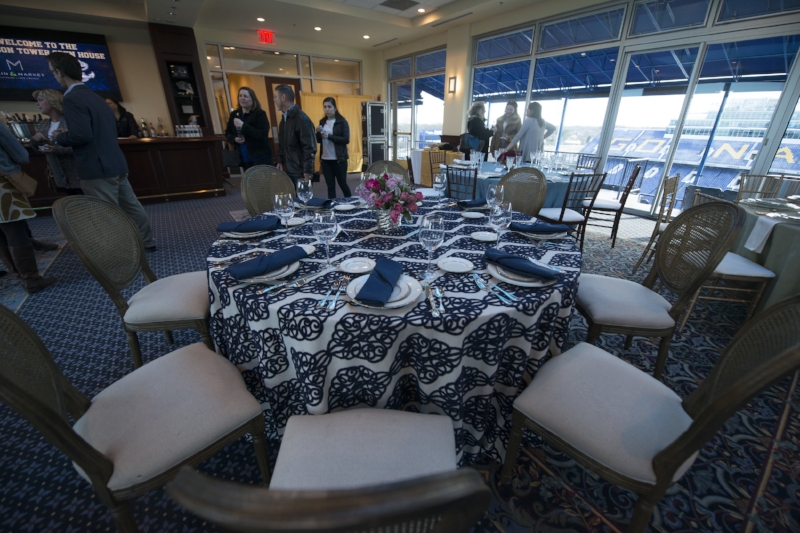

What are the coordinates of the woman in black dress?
(105, 98, 140, 138)
(225, 87, 273, 169)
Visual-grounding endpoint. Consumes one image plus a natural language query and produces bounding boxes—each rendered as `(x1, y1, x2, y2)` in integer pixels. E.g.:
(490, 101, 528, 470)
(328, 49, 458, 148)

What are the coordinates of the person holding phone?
(225, 87, 273, 170)
(316, 97, 351, 198)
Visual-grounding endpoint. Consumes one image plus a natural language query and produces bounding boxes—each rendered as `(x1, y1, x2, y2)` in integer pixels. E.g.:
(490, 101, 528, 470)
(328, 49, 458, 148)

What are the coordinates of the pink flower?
(400, 192, 409, 202)
(369, 192, 378, 204)
(390, 210, 400, 224)
(408, 202, 418, 214)
(415, 192, 424, 201)
(365, 179, 380, 190)
(386, 178, 400, 190)
(393, 202, 403, 211)
(382, 193, 394, 204)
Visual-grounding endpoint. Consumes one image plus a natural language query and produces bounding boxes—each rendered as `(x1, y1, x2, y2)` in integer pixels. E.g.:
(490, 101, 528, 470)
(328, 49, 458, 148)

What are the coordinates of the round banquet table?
(207, 199, 582, 465)
(472, 162, 572, 208)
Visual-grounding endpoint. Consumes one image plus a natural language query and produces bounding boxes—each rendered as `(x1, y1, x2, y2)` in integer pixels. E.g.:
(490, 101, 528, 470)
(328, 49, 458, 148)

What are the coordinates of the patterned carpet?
(0, 188, 797, 532)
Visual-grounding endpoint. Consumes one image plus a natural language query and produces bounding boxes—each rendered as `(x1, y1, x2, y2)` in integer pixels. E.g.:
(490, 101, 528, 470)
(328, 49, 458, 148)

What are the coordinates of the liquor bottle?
(140, 118, 149, 138)
(157, 118, 166, 137)
(149, 122, 157, 138)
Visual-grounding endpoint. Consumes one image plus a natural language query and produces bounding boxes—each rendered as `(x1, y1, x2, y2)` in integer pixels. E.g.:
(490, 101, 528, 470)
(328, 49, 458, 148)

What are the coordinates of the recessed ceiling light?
(274, 51, 280, 55)
(169, 12, 177, 15)
(279, 68, 283, 71)
(334, 59, 339, 62)
(314, 27, 322, 31)
(363, 35, 370, 39)
(418, 8, 425, 12)
(257, 17, 265, 22)
(206, 56, 211, 59)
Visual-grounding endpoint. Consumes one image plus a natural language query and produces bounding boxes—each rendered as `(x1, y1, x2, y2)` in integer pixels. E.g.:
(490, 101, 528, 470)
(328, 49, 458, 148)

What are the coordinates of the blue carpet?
(0, 189, 797, 532)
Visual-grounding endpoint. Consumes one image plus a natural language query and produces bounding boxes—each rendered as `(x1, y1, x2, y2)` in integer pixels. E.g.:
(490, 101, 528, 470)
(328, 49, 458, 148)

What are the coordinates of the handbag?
(222, 147, 241, 168)
(2, 170, 38, 197)
(459, 133, 482, 154)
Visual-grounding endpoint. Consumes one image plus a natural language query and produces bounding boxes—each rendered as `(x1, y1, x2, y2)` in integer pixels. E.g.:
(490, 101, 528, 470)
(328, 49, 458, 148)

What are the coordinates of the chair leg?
(678, 286, 703, 332)
(624, 335, 633, 350)
(586, 323, 602, 345)
(164, 331, 174, 345)
(610, 211, 622, 248)
(125, 331, 143, 369)
(653, 336, 672, 381)
(747, 281, 769, 319)
(578, 223, 587, 251)
(500, 409, 526, 484)
(628, 494, 658, 533)
(196, 320, 215, 350)
(700, 278, 719, 310)
(632, 239, 654, 275)
(108, 501, 138, 533)
(249, 416, 272, 485)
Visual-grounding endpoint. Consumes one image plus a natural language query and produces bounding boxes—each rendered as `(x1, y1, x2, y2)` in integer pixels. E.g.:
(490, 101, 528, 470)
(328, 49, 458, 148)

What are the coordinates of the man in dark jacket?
(274, 85, 316, 189)
(47, 52, 155, 250)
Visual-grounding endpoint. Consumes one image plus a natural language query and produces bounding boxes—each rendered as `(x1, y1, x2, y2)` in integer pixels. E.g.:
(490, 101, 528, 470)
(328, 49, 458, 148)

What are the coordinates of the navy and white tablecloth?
(207, 199, 582, 465)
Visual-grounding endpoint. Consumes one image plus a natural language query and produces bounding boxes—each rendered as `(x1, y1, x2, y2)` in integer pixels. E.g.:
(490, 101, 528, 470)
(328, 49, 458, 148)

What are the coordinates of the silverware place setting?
(471, 273, 517, 304)
(256, 277, 309, 296)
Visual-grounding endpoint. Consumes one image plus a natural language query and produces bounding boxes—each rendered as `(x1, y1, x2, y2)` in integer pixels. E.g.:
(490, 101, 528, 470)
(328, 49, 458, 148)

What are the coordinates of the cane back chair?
(632, 174, 680, 274)
(497, 167, 548, 217)
(0, 304, 270, 533)
(53, 196, 211, 368)
(501, 295, 800, 533)
(406, 157, 415, 183)
(241, 165, 296, 216)
(576, 201, 745, 380)
(537, 172, 606, 250)
(736, 173, 783, 203)
(586, 160, 643, 248)
(446, 165, 479, 200)
(366, 160, 410, 184)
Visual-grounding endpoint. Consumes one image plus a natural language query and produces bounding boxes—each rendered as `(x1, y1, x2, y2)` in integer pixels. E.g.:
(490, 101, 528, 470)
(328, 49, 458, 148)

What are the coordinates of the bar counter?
(23, 136, 227, 210)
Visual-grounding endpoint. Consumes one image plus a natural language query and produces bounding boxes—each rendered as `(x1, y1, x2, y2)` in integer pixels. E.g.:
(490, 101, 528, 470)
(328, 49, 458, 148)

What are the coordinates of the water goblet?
(495, 184, 505, 206)
(490, 202, 512, 249)
(313, 212, 338, 270)
(297, 179, 313, 220)
(274, 193, 297, 245)
(487, 184, 498, 210)
(419, 214, 444, 280)
(433, 173, 447, 207)
(507, 155, 516, 170)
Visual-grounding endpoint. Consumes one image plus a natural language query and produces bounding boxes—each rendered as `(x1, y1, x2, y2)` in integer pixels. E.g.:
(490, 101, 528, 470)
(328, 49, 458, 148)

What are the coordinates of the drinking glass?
(493, 149, 502, 162)
(487, 184, 498, 209)
(313, 212, 338, 270)
(494, 184, 505, 205)
(490, 202, 512, 249)
(419, 215, 444, 279)
(507, 155, 516, 169)
(275, 193, 297, 245)
(297, 179, 313, 220)
(433, 173, 447, 207)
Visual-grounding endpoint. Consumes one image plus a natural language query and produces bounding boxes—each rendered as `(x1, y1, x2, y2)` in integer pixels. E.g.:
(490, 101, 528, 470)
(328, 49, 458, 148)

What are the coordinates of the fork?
(486, 280, 518, 301)
(318, 278, 341, 307)
(327, 275, 350, 310)
(433, 286, 446, 314)
(471, 273, 512, 304)
(427, 285, 440, 318)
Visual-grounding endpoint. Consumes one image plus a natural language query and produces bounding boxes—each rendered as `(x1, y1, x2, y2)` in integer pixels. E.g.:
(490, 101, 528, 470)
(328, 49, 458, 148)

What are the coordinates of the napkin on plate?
(458, 198, 487, 209)
(296, 198, 334, 209)
(485, 248, 558, 280)
(510, 221, 571, 235)
(226, 246, 309, 280)
(216, 216, 281, 233)
(355, 257, 403, 306)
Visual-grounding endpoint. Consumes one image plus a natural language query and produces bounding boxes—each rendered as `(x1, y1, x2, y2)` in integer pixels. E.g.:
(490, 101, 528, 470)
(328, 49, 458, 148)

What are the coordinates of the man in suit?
(46, 52, 156, 250)
(274, 84, 316, 190)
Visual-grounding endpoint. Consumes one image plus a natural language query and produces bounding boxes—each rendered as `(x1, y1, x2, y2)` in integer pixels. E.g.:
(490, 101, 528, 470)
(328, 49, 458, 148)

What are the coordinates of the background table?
(207, 201, 582, 465)
(472, 162, 571, 208)
(411, 150, 460, 186)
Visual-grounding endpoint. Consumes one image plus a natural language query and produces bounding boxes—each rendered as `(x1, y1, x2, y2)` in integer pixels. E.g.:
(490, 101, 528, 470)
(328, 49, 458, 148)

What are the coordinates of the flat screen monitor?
(0, 26, 122, 101)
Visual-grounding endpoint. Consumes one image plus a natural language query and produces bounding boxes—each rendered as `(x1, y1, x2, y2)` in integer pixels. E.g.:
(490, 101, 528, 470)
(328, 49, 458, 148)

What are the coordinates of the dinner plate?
(334, 203, 356, 212)
(462, 212, 485, 220)
(287, 217, 305, 227)
(339, 257, 376, 274)
(222, 230, 273, 238)
(243, 261, 298, 282)
(524, 231, 569, 241)
(294, 202, 326, 210)
(488, 263, 556, 288)
(346, 274, 423, 309)
(471, 231, 498, 242)
(437, 256, 474, 273)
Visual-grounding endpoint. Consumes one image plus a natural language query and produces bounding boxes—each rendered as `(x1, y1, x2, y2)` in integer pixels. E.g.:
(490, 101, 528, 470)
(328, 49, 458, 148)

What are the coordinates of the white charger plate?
(471, 231, 498, 242)
(287, 217, 305, 227)
(339, 257, 376, 274)
(524, 231, 569, 241)
(437, 256, 474, 273)
(243, 261, 298, 282)
(488, 263, 556, 287)
(346, 274, 423, 309)
(222, 230, 273, 238)
(334, 204, 356, 212)
(462, 212, 485, 220)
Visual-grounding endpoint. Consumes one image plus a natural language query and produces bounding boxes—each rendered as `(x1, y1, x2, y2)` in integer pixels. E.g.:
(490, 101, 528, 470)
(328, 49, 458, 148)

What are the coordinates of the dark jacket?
(116, 111, 140, 138)
(55, 84, 128, 180)
(278, 105, 317, 176)
(225, 107, 273, 164)
(467, 115, 492, 156)
(316, 115, 349, 161)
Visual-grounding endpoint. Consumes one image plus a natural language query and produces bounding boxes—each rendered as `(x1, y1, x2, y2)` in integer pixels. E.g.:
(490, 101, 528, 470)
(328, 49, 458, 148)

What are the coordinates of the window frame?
(473, 26, 536, 65)
(627, 0, 713, 38)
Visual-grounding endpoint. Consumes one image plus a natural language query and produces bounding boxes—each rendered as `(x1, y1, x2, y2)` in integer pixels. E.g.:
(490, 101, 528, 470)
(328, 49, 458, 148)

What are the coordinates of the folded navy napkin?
(510, 221, 571, 235)
(217, 216, 281, 233)
(485, 248, 558, 280)
(458, 198, 487, 209)
(297, 198, 334, 208)
(355, 257, 403, 306)
(226, 246, 309, 280)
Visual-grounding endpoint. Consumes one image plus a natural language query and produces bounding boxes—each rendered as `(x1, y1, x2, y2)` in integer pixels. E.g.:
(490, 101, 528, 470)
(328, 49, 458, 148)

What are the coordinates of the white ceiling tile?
(372, 5, 402, 14)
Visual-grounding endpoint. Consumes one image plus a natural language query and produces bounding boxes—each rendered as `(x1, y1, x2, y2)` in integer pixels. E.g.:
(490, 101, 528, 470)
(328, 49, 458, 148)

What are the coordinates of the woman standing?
(225, 87, 273, 169)
(105, 98, 140, 138)
(316, 97, 351, 198)
(510, 102, 556, 162)
(0, 121, 57, 293)
(489, 100, 522, 154)
(30, 89, 82, 195)
(466, 101, 494, 160)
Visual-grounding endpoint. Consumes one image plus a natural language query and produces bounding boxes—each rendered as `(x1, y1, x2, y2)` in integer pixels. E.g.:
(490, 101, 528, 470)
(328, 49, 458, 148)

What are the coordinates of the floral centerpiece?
(358, 173, 424, 229)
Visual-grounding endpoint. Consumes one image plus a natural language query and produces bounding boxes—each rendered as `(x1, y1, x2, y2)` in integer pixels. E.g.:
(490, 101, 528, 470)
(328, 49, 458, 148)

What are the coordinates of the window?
(630, 0, 710, 36)
(414, 75, 445, 149)
(539, 7, 625, 52)
(415, 50, 446, 75)
(769, 98, 800, 176)
(389, 58, 412, 79)
(206, 44, 221, 70)
(311, 57, 359, 81)
(718, 0, 800, 22)
(475, 28, 534, 63)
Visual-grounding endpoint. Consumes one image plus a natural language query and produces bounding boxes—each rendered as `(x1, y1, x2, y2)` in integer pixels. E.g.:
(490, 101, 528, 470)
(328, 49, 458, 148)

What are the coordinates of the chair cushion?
(73, 343, 262, 491)
(538, 207, 585, 223)
(124, 271, 209, 325)
(583, 198, 621, 211)
(270, 409, 456, 490)
(514, 342, 697, 485)
(713, 252, 775, 279)
(577, 273, 675, 329)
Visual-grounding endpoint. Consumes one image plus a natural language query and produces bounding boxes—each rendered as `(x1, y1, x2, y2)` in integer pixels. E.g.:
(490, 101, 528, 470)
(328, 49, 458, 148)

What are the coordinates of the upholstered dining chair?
(576, 201, 745, 380)
(0, 304, 270, 533)
(576, 153, 601, 171)
(736, 173, 783, 203)
(632, 174, 680, 274)
(586, 160, 643, 248)
(53, 196, 211, 368)
(366, 160, 410, 184)
(241, 165, 295, 216)
(537, 172, 606, 250)
(500, 295, 800, 533)
(446, 165, 479, 200)
(497, 167, 547, 217)
(167, 408, 489, 532)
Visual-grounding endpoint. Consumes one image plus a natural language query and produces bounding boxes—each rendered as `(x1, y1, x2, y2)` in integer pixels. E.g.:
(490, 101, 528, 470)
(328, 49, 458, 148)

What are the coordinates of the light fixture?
(274, 51, 280, 54)
(315, 27, 321, 31)
(418, 8, 425, 12)
(363, 35, 370, 39)
(448, 76, 456, 93)
(580, 52, 586, 56)
(257, 17, 265, 22)
(334, 59, 339, 62)
(206, 56, 211, 59)
(279, 68, 283, 71)
(169, 11, 177, 15)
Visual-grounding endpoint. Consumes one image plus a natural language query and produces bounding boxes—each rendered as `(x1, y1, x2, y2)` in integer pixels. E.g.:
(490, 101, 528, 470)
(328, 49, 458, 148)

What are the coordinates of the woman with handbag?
(225, 87, 273, 170)
(30, 89, 82, 195)
(0, 121, 57, 292)
(466, 101, 494, 161)
(316, 97, 352, 199)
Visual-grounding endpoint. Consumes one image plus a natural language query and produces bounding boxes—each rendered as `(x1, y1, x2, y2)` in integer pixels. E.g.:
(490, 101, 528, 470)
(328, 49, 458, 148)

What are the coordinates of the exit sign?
(258, 30, 275, 44)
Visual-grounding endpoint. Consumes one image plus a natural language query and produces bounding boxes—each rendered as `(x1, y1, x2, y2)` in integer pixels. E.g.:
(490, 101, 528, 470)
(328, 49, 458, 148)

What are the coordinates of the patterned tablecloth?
(207, 199, 582, 465)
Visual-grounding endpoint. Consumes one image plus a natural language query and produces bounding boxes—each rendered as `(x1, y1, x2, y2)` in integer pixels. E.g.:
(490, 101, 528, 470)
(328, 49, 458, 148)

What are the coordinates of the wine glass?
(487, 184, 498, 210)
(433, 173, 447, 207)
(490, 202, 512, 249)
(419, 215, 444, 279)
(297, 179, 313, 220)
(493, 149, 502, 163)
(507, 155, 516, 169)
(494, 184, 505, 206)
(274, 193, 296, 245)
(313, 212, 338, 270)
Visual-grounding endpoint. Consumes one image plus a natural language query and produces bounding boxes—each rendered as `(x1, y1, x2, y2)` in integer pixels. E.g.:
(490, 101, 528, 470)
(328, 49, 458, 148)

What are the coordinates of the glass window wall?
(539, 7, 625, 52)
(222, 48, 299, 76)
(415, 50, 447, 74)
(414, 75, 445, 149)
(769, 98, 800, 177)
(475, 29, 534, 63)
(389, 58, 412, 79)
(718, 0, 800, 23)
(629, 0, 710, 36)
(311, 57, 360, 81)
(472, 60, 530, 125)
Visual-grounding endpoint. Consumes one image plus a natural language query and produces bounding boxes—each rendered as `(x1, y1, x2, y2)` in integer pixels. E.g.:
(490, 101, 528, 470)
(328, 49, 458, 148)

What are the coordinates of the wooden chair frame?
(736, 173, 783, 203)
(502, 295, 800, 533)
(429, 150, 448, 182)
(586, 160, 643, 248)
(53, 196, 212, 368)
(632, 174, 680, 275)
(366, 160, 410, 184)
(577, 201, 745, 380)
(241, 165, 295, 216)
(497, 167, 547, 217)
(405, 156, 415, 183)
(0, 305, 270, 533)
(537, 172, 606, 251)
(446, 165, 479, 200)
